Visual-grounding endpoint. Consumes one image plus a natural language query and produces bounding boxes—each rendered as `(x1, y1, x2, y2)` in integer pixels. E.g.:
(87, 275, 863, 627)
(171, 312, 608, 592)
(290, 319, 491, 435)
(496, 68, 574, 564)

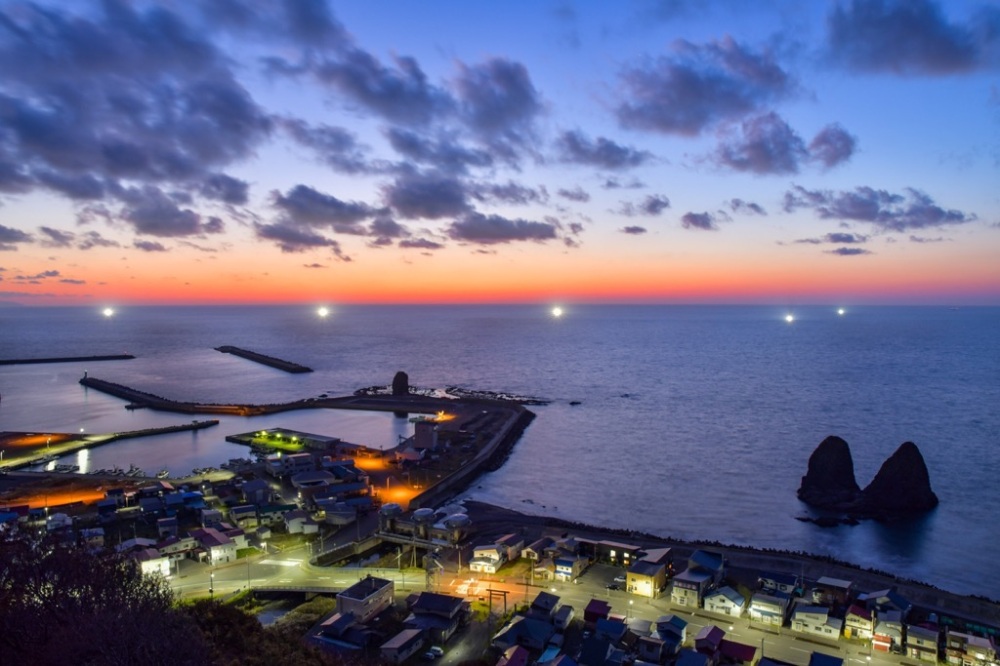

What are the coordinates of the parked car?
(421, 652, 440, 661)
(428, 647, 444, 657)
(606, 583, 621, 591)
(613, 574, 627, 583)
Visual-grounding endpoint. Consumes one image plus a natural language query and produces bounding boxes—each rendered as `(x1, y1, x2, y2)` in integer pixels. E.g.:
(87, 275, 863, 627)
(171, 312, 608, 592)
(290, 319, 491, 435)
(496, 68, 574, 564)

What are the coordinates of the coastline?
(458, 500, 1000, 624)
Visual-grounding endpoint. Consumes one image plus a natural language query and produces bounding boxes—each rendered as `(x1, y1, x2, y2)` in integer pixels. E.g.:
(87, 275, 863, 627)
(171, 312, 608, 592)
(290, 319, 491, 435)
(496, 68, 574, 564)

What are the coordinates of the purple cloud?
(617, 36, 793, 136)
(134, 240, 167, 252)
(399, 238, 444, 250)
(828, 247, 872, 256)
(455, 58, 543, 149)
(621, 226, 648, 235)
(447, 212, 559, 244)
(827, 0, 996, 75)
(384, 172, 470, 219)
(280, 119, 375, 175)
(681, 212, 719, 230)
(272, 185, 374, 229)
(728, 198, 767, 215)
(254, 222, 350, 260)
(619, 194, 671, 216)
(784, 185, 976, 231)
(808, 124, 857, 169)
(385, 128, 492, 174)
(714, 112, 807, 175)
(557, 187, 591, 203)
(555, 130, 653, 169)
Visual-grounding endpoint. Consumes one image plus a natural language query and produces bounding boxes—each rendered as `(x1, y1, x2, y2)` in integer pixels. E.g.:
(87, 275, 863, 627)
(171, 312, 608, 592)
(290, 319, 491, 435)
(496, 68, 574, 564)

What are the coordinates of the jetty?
(214, 346, 312, 373)
(0, 354, 135, 366)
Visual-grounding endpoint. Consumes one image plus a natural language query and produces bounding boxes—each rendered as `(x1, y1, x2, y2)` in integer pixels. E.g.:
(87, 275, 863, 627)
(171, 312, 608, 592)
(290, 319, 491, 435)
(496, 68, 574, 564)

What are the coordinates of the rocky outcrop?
(797, 435, 862, 509)
(860, 441, 939, 514)
(392, 371, 409, 396)
(798, 436, 938, 521)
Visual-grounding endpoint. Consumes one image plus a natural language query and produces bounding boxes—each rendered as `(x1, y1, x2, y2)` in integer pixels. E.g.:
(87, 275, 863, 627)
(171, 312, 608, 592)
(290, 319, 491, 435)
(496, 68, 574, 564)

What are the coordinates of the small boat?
(156, 469, 170, 479)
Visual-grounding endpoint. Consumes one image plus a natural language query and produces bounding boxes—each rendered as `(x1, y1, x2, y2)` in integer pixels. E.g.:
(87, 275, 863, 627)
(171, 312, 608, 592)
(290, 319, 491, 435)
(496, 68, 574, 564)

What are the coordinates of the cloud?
(909, 235, 949, 243)
(617, 36, 793, 136)
(471, 181, 547, 206)
(134, 240, 167, 252)
(828, 247, 872, 256)
(384, 171, 470, 219)
(555, 130, 653, 169)
(0, 2, 273, 210)
(808, 124, 857, 169)
(455, 58, 543, 153)
(826, 0, 997, 75)
(370, 216, 409, 239)
(315, 48, 452, 126)
(201, 0, 348, 47)
(619, 194, 671, 216)
(272, 185, 374, 229)
(783, 185, 977, 231)
(199, 173, 250, 205)
(681, 211, 719, 230)
(713, 112, 806, 174)
(0, 223, 33, 247)
(38, 226, 75, 247)
(303, 263, 326, 269)
(254, 222, 350, 259)
(385, 128, 492, 174)
(399, 238, 444, 250)
(603, 177, 645, 190)
(447, 211, 559, 244)
(59, 278, 85, 284)
(281, 118, 376, 174)
(557, 187, 591, 203)
(117, 186, 210, 237)
(621, 225, 648, 234)
(77, 230, 121, 250)
(795, 232, 869, 244)
(728, 198, 767, 215)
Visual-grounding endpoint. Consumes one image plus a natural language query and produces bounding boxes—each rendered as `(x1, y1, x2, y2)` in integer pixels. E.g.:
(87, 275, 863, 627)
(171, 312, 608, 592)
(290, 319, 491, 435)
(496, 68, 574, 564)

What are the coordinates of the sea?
(1, 304, 997, 598)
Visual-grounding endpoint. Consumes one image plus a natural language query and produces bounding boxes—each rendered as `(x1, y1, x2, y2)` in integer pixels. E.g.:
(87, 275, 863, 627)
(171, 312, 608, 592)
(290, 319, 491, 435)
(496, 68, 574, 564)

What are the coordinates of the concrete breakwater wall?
(0, 354, 135, 366)
(214, 346, 312, 373)
(79, 377, 306, 415)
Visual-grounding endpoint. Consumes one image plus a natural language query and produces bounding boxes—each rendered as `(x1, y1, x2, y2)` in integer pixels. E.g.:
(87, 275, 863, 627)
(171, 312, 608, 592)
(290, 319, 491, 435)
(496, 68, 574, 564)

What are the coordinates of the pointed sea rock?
(860, 441, 939, 515)
(392, 371, 410, 396)
(798, 435, 862, 509)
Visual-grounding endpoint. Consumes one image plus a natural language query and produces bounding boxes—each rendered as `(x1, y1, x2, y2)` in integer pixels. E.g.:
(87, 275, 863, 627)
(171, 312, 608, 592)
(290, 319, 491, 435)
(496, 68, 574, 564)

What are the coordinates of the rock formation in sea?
(859, 441, 939, 514)
(797, 435, 862, 509)
(798, 436, 938, 522)
(392, 371, 409, 396)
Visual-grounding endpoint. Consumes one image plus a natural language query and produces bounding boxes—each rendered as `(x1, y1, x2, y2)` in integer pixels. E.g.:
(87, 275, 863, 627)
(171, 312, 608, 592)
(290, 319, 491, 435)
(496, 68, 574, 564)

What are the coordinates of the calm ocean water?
(1, 304, 998, 597)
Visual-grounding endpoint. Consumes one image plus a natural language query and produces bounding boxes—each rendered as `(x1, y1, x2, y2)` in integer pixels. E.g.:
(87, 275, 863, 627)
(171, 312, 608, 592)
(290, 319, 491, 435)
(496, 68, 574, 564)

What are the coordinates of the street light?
(210, 571, 215, 600)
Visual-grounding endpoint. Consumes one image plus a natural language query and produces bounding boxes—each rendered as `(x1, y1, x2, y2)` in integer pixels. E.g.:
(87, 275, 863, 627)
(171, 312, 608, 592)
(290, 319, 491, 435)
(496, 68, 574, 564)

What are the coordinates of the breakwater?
(214, 346, 312, 373)
(0, 354, 135, 366)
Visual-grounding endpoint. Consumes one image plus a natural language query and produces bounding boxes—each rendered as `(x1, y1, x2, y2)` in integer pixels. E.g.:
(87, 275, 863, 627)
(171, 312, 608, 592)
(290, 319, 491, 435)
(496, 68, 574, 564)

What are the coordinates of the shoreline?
(458, 500, 1000, 624)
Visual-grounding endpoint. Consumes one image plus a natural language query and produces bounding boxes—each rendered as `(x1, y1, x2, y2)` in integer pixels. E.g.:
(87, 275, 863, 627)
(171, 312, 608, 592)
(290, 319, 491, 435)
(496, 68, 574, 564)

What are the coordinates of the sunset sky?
(0, 0, 998, 306)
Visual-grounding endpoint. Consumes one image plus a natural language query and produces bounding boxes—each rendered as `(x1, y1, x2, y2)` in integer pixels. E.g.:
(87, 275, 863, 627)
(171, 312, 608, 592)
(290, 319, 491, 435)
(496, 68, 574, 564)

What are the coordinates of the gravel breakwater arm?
(214, 346, 312, 373)
(0, 354, 135, 365)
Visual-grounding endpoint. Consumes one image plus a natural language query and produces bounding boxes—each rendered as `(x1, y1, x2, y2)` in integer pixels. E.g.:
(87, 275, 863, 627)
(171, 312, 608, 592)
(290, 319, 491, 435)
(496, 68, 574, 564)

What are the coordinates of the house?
(808, 653, 843, 666)
(157, 516, 179, 538)
(493, 616, 555, 651)
(844, 605, 874, 640)
(313, 612, 376, 653)
(229, 505, 258, 529)
(873, 611, 904, 653)
(529, 591, 560, 620)
(671, 567, 713, 607)
(638, 636, 667, 664)
(257, 503, 297, 526)
(749, 593, 790, 627)
(132, 547, 171, 576)
(201, 508, 224, 528)
(578, 636, 613, 666)
(759, 571, 799, 595)
(945, 629, 997, 666)
(79, 527, 105, 551)
(656, 614, 688, 655)
(705, 587, 746, 618)
(241, 479, 271, 505)
(554, 605, 575, 631)
(189, 527, 236, 565)
(677, 648, 711, 666)
(689, 550, 726, 586)
(554, 554, 588, 582)
(498, 645, 531, 666)
(595, 618, 628, 646)
(284, 509, 319, 535)
(695, 625, 726, 656)
(470, 543, 506, 574)
(496, 533, 525, 561)
(156, 535, 196, 561)
(580, 539, 643, 567)
(629, 559, 668, 599)
(719, 639, 757, 666)
(380, 628, 425, 664)
(337, 576, 394, 623)
(905, 625, 940, 663)
(792, 605, 843, 640)
(629, 617, 653, 640)
(406, 592, 467, 644)
(524, 537, 554, 561)
(858, 588, 913, 621)
(811, 577, 853, 606)
(584, 599, 612, 628)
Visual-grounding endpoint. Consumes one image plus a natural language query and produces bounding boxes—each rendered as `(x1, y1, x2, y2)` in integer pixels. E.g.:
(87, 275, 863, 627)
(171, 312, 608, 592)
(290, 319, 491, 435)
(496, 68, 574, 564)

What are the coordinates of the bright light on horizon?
(837, 308, 846, 316)
(102, 307, 115, 318)
(317, 306, 330, 318)
(785, 314, 795, 323)
(551, 306, 564, 318)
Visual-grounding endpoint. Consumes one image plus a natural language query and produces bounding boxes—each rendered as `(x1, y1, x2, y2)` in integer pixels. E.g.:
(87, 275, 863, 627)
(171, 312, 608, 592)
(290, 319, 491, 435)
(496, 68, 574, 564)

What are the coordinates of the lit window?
(610, 550, 616, 557)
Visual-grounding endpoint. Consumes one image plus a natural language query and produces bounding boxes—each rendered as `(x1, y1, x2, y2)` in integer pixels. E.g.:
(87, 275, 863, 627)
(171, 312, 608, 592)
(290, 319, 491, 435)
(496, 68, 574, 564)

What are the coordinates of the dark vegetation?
(0, 533, 349, 666)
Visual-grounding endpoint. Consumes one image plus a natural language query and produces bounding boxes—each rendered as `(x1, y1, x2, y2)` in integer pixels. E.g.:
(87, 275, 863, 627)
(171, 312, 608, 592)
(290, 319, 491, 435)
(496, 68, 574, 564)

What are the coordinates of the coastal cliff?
(798, 436, 938, 521)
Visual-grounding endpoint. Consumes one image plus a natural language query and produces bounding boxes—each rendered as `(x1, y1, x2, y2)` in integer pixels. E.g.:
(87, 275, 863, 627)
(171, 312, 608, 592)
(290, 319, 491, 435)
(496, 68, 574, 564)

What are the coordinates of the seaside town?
(2, 362, 999, 666)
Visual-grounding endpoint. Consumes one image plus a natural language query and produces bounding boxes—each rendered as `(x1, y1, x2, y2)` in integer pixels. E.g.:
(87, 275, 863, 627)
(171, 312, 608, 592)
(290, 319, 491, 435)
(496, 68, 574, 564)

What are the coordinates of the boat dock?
(214, 346, 312, 373)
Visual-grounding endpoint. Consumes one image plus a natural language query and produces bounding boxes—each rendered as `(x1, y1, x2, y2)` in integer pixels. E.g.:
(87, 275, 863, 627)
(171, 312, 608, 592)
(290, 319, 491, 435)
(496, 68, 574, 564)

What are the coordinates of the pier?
(0, 353, 135, 366)
(214, 346, 312, 373)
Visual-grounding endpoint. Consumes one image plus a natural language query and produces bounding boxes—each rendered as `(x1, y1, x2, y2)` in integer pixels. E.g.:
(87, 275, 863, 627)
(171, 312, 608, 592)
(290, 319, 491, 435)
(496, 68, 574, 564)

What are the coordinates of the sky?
(0, 0, 998, 306)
